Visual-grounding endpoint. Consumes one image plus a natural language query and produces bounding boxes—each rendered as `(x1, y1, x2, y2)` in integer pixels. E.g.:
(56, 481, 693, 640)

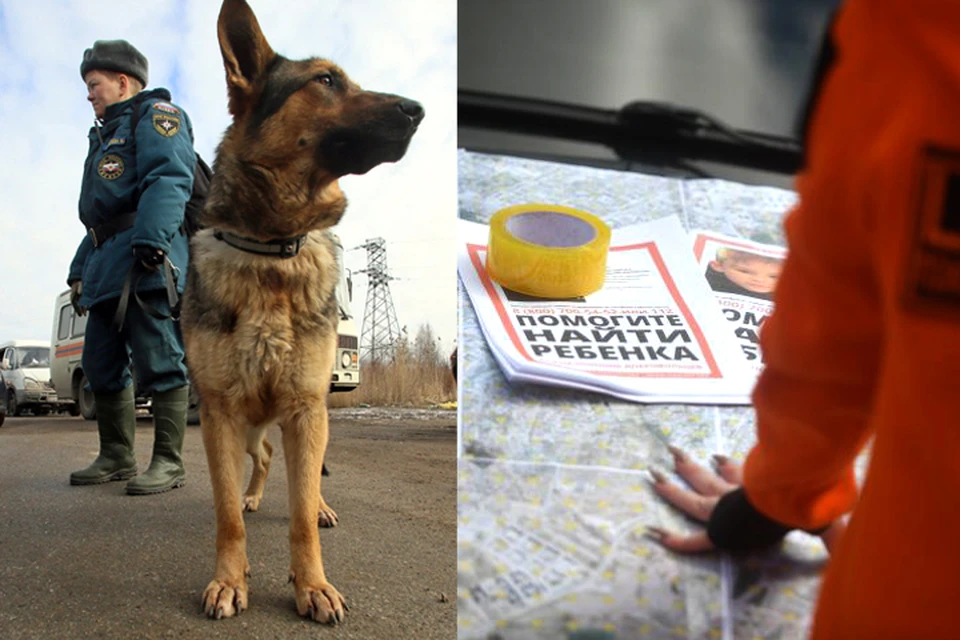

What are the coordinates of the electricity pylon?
(357, 237, 401, 363)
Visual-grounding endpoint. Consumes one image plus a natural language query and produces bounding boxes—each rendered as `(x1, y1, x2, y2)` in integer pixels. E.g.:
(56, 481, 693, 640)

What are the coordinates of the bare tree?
(413, 323, 444, 368)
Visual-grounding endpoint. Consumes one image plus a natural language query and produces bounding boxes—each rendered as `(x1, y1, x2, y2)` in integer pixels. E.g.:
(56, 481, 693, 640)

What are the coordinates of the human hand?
(70, 280, 86, 317)
(646, 446, 845, 554)
(133, 246, 165, 271)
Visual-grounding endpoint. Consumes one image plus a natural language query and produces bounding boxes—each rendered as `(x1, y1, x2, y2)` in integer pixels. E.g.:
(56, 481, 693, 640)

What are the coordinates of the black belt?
(88, 212, 137, 248)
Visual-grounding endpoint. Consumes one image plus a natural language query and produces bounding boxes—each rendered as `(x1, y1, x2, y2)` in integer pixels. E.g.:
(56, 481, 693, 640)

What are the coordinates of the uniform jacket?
(68, 88, 195, 307)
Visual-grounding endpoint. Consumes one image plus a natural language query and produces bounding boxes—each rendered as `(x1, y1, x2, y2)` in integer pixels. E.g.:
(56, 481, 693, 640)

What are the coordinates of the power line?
(346, 236, 451, 251)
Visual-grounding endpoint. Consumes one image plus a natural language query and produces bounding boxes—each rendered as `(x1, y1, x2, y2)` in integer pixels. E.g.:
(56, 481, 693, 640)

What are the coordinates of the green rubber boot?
(125, 386, 188, 495)
(70, 386, 138, 485)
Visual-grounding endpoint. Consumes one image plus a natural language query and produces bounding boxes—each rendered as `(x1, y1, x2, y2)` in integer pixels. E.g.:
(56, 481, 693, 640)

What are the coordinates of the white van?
(50, 295, 95, 418)
(50, 292, 194, 421)
(0, 339, 60, 416)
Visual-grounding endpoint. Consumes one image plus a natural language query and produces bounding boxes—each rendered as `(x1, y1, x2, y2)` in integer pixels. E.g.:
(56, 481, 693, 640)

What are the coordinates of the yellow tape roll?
(486, 204, 611, 299)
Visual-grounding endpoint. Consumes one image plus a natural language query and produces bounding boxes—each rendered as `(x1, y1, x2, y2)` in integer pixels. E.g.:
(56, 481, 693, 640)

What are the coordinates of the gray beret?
(80, 39, 149, 87)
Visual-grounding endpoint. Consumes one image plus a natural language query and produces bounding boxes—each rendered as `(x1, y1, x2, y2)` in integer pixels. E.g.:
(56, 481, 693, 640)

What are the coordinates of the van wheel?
(7, 390, 18, 417)
(67, 403, 81, 417)
(77, 374, 96, 421)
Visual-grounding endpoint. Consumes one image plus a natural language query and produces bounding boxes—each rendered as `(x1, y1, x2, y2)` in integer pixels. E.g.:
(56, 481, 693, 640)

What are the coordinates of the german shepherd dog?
(181, 0, 423, 623)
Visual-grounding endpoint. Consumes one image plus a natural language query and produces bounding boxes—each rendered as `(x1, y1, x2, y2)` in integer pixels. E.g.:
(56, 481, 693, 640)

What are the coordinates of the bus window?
(58, 305, 71, 341)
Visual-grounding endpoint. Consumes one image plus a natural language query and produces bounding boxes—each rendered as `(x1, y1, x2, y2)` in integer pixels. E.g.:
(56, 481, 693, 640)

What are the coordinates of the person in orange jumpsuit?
(648, 1, 960, 637)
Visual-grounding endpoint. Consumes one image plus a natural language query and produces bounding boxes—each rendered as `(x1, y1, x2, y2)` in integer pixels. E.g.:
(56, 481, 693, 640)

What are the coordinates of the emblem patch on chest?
(97, 154, 125, 180)
(153, 113, 181, 137)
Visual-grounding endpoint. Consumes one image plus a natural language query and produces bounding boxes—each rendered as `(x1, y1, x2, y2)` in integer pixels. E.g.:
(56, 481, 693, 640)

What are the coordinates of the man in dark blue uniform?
(68, 40, 195, 495)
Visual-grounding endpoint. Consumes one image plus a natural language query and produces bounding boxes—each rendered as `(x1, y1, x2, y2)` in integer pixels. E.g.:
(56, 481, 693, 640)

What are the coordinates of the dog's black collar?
(213, 229, 307, 259)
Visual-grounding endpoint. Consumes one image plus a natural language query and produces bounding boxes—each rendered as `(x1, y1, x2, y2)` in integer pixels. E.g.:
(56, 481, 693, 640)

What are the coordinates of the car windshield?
(18, 347, 50, 368)
(459, 0, 841, 186)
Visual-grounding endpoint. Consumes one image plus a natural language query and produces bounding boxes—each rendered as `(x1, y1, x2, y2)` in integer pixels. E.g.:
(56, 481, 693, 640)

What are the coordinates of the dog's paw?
(242, 495, 261, 512)
(317, 500, 339, 528)
(291, 575, 346, 624)
(201, 578, 248, 619)
(317, 497, 339, 528)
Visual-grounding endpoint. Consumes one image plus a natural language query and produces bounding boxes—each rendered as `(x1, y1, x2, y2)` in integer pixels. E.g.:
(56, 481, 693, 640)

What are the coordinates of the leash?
(113, 257, 181, 332)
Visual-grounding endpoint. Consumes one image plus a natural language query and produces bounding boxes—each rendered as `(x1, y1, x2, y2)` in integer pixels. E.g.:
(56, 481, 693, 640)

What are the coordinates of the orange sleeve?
(742, 0, 960, 531)
(740, 4, 886, 528)
(742, 189, 881, 529)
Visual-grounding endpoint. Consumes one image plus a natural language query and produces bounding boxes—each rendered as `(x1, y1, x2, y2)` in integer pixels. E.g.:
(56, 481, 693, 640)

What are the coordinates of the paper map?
(457, 150, 869, 640)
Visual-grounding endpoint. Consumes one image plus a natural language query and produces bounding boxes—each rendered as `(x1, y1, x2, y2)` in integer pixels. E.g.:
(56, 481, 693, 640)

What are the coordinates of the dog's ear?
(217, 0, 276, 116)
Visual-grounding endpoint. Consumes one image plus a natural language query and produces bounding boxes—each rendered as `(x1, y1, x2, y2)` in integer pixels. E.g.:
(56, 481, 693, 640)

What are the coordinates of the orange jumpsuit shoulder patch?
(903, 146, 960, 314)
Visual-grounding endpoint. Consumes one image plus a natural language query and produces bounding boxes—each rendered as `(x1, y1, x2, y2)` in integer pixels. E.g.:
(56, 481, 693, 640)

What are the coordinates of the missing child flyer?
(458, 214, 757, 404)
(691, 231, 786, 374)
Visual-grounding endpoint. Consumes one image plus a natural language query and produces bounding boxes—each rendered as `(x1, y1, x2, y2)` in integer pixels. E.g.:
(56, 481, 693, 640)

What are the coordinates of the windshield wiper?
(459, 90, 803, 175)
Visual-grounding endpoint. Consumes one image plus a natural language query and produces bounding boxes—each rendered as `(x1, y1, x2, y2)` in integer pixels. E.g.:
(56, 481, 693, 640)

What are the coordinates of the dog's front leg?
(282, 404, 346, 624)
(200, 403, 250, 619)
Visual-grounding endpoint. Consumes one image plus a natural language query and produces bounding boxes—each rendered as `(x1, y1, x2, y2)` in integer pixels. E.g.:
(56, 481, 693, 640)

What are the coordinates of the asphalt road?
(0, 408, 457, 640)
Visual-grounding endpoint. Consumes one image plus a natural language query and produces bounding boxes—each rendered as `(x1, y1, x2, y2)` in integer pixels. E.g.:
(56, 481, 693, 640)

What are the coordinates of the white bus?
(330, 233, 361, 392)
(51, 233, 361, 419)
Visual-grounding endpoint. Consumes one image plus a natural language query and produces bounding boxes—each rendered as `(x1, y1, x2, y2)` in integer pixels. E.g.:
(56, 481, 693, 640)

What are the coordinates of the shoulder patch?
(904, 146, 960, 313)
(152, 113, 181, 137)
(152, 102, 180, 115)
(97, 154, 125, 180)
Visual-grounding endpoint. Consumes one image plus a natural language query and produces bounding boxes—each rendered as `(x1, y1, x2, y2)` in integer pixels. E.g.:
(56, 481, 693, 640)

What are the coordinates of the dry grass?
(327, 359, 455, 408)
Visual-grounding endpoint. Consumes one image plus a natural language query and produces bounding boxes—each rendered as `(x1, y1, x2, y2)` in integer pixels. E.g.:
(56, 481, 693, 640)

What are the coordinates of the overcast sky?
(0, 0, 457, 355)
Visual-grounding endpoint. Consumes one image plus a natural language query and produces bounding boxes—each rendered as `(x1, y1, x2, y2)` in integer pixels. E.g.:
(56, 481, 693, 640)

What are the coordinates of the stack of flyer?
(458, 215, 786, 405)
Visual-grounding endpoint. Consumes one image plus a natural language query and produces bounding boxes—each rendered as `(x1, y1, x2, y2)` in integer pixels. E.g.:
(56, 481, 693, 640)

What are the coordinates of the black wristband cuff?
(706, 488, 793, 551)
